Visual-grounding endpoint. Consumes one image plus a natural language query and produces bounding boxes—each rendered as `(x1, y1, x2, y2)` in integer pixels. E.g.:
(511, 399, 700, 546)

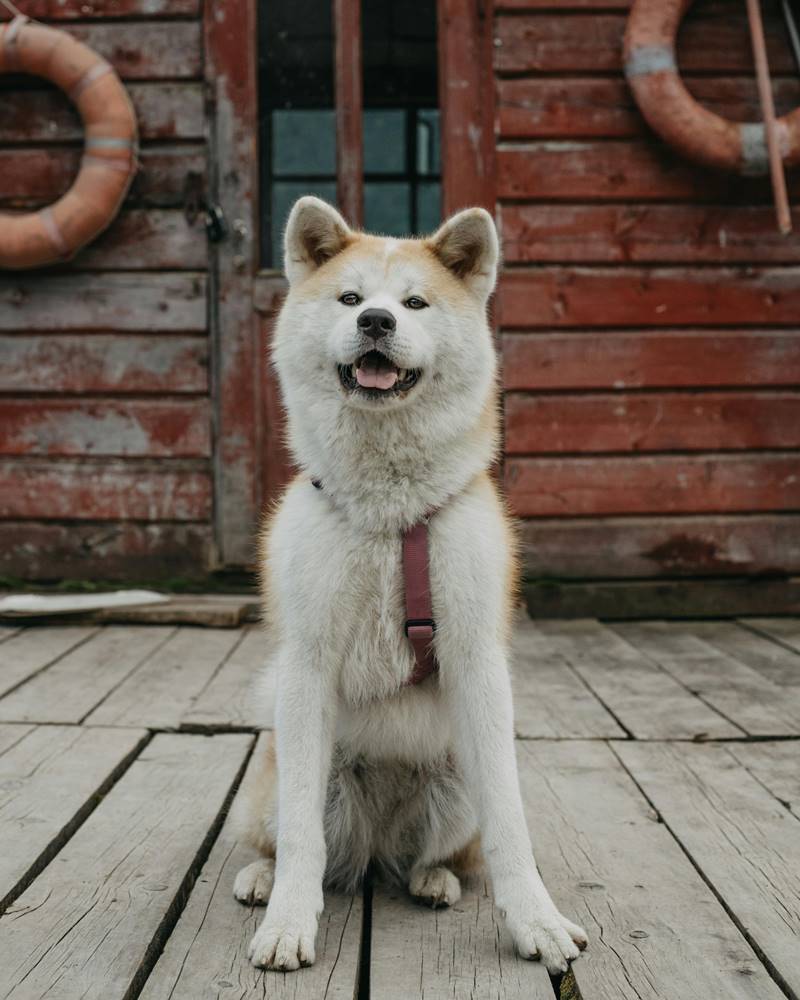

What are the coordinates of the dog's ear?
(428, 208, 499, 299)
(284, 196, 353, 285)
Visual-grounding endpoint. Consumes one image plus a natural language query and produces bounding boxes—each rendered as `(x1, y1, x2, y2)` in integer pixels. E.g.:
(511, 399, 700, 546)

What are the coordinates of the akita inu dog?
(232, 196, 587, 974)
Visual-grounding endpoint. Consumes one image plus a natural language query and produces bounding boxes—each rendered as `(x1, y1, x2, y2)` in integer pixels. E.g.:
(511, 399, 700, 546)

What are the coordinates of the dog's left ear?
(284, 196, 353, 285)
(428, 208, 499, 300)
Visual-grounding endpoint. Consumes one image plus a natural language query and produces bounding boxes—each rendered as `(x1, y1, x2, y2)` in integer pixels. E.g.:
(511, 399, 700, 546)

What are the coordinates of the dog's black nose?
(357, 307, 396, 340)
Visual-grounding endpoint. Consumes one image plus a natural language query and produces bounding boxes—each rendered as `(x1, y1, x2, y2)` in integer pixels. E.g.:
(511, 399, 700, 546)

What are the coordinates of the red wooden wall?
(494, 0, 800, 583)
(0, 0, 212, 581)
(2, 0, 799, 595)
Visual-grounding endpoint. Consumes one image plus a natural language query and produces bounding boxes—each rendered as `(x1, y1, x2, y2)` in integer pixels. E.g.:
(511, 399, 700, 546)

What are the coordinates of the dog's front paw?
(507, 906, 587, 973)
(247, 905, 319, 971)
(497, 881, 587, 974)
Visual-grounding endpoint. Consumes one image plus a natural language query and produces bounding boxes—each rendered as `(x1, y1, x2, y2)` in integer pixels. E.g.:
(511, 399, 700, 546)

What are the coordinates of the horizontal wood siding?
(0, 6, 211, 580)
(496, 0, 800, 582)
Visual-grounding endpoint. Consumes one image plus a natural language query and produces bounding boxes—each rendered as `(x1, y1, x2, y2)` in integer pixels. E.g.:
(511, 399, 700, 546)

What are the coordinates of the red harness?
(312, 479, 438, 686)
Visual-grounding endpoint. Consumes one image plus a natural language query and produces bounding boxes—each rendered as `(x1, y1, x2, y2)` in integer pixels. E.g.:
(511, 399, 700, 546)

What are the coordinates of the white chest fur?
(265, 478, 453, 763)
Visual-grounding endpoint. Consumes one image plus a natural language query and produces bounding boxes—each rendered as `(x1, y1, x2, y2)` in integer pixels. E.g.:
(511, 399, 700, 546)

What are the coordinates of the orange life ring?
(625, 0, 800, 174)
(0, 16, 138, 269)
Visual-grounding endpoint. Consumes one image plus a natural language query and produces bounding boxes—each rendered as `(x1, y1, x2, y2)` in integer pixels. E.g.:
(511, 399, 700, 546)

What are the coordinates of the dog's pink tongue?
(356, 356, 398, 390)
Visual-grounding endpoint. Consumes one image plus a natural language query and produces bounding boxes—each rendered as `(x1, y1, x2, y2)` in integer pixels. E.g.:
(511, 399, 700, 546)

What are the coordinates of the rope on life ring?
(624, 0, 800, 176)
(0, 10, 138, 269)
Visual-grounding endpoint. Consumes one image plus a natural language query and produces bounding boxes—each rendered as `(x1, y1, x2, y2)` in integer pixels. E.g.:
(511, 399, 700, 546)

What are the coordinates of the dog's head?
(275, 196, 498, 411)
(273, 197, 500, 506)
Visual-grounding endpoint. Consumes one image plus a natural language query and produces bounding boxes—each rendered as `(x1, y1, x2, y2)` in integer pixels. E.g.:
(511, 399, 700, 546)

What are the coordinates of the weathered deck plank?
(728, 742, 800, 819)
(0, 625, 175, 724)
(616, 741, 800, 997)
(140, 734, 362, 1000)
(0, 724, 32, 755)
(534, 619, 741, 739)
(369, 877, 553, 1000)
(0, 733, 252, 1000)
(512, 619, 626, 738)
(0, 625, 98, 700)
(614, 621, 800, 736)
(743, 617, 800, 655)
(85, 626, 245, 728)
(181, 625, 271, 730)
(689, 620, 800, 686)
(0, 725, 147, 912)
(516, 740, 786, 1000)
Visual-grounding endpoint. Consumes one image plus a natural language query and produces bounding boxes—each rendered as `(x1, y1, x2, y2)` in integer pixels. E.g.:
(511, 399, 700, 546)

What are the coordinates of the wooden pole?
(746, 0, 792, 234)
(334, 0, 363, 228)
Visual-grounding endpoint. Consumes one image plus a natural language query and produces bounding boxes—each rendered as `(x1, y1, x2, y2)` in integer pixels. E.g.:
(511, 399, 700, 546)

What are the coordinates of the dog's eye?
(339, 292, 362, 306)
(404, 296, 428, 310)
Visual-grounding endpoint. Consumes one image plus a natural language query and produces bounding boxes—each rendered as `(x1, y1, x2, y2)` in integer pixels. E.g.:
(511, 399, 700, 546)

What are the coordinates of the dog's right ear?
(284, 196, 353, 285)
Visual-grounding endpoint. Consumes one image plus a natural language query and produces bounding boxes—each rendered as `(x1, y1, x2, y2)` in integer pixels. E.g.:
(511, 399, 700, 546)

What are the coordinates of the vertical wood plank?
(0, 725, 147, 911)
(689, 620, 800, 687)
(616, 741, 800, 996)
(85, 626, 245, 728)
(742, 617, 800, 654)
(512, 618, 625, 738)
(180, 625, 272, 730)
(0, 626, 99, 700)
(334, 0, 364, 226)
(369, 876, 553, 999)
(516, 740, 786, 1000)
(534, 619, 742, 739)
(614, 621, 800, 736)
(139, 733, 362, 999)
(0, 626, 175, 724)
(728, 741, 800, 819)
(205, 0, 261, 567)
(438, 0, 496, 214)
(0, 733, 253, 1000)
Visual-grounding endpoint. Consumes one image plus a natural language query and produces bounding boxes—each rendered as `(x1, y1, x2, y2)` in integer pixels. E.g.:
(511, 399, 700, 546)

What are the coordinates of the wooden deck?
(1, 615, 799, 999)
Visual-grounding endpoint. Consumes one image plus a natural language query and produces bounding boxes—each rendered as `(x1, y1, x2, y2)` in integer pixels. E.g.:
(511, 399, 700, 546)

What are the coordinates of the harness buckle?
(404, 618, 436, 637)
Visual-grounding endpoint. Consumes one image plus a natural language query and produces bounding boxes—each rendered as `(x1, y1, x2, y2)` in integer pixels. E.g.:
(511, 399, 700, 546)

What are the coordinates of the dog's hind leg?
(407, 765, 480, 910)
(409, 864, 462, 908)
(408, 835, 482, 909)
(234, 858, 275, 905)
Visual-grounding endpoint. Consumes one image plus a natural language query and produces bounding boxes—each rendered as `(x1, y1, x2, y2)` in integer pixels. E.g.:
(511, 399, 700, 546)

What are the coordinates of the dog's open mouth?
(338, 350, 420, 395)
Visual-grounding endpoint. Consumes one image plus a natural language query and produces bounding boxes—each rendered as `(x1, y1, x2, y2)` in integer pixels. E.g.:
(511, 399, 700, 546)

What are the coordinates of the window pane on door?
(259, 0, 334, 266)
(416, 180, 441, 235)
(364, 182, 411, 236)
(272, 110, 336, 175)
(259, 0, 440, 267)
(362, 0, 440, 237)
(363, 110, 406, 175)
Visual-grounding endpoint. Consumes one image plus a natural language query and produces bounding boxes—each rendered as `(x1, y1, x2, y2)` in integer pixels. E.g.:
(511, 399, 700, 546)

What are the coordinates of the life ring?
(624, 0, 800, 175)
(0, 16, 138, 269)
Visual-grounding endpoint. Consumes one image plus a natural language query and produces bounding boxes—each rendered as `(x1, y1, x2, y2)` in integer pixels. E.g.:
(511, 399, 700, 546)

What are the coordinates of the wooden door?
(204, 0, 495, 569)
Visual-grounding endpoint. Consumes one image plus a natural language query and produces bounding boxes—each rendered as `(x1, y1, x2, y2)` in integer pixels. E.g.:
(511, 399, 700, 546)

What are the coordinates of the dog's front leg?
(248, 645, 335, 971)
(444, 641, 587, 973)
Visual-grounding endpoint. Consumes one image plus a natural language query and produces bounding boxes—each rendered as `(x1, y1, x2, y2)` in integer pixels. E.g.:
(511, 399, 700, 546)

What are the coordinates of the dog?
(231, 196, 588, 975)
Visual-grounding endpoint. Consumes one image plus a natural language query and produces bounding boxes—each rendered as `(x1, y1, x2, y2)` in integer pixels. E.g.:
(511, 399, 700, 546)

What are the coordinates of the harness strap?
(311, 478, 438, 686)
(402, 520, 438, 685)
